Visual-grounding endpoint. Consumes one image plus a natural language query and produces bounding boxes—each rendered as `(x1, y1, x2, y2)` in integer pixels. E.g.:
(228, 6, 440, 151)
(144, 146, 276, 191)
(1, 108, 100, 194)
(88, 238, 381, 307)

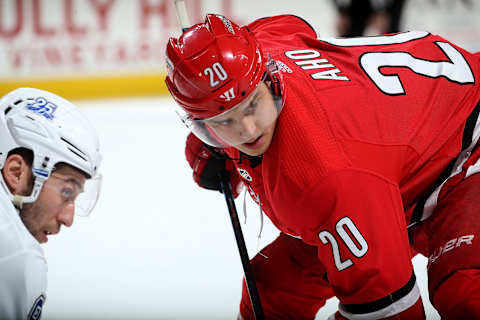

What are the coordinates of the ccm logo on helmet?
(26, 97, 57, 120)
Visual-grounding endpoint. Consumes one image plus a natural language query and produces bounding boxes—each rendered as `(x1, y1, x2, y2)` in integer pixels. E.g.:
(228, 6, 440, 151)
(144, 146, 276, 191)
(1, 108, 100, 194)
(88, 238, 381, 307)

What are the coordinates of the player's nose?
(239, 116, 257, 138)
(57, 203, 75, 227)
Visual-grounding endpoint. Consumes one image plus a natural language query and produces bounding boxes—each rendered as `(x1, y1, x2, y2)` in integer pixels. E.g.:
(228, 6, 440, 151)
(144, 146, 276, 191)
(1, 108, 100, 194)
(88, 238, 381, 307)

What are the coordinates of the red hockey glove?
(185, 133, 242, 197)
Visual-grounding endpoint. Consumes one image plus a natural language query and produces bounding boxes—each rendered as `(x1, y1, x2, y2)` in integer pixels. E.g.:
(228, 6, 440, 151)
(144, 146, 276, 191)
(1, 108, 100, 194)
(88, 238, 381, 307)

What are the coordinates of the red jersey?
(226, 15, 480, 319)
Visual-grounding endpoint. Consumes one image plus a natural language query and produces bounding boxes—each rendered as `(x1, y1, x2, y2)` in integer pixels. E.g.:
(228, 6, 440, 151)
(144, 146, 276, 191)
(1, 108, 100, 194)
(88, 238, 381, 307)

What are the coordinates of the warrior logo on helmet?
(220, 88, 236, 102)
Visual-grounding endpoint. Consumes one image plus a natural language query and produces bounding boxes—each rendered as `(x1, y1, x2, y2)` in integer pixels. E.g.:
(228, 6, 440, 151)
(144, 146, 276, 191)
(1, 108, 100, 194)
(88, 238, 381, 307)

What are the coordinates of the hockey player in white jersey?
(0, 88, 102, 319)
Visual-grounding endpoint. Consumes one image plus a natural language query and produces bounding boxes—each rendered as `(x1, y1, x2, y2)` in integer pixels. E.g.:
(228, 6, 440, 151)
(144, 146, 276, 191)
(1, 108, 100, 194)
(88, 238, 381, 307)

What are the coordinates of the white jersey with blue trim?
(0, 189, 47, 320)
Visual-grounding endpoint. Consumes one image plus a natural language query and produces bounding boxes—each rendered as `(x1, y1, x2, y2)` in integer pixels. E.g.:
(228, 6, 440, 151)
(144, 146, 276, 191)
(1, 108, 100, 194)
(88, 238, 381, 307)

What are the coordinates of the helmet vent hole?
(241, 91, 246, 96)
(68, 148, 87, 161)
(4, 106, 12, 114)
(13, 99, 23, 105)
(61, 137, 87, 161)
(219, 106, 225, 110)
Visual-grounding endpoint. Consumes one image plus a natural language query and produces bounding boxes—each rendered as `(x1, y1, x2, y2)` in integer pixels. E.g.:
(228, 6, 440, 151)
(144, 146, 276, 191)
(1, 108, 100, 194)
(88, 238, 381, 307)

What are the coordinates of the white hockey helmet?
(0, 87, 102, 216)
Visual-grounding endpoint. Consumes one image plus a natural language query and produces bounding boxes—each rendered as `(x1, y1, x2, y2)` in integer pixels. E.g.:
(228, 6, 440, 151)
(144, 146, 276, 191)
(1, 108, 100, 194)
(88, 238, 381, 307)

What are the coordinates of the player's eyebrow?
(54, 174, 84, 192)
(67, 178, 84, 191)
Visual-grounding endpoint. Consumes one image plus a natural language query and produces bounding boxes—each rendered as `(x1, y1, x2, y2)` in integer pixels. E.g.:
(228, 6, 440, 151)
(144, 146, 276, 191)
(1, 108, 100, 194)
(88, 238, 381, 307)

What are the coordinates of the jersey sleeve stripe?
(462, 99, 480, 150)
(339, 272, 418, 318)
(410, 98, 480, 226)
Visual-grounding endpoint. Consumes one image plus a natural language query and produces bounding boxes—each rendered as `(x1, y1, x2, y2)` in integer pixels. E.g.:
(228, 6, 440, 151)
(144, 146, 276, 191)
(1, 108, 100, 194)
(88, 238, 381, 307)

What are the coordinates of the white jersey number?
(319, 217, 368, 271)
(322, 31, 475, 95)
(204, 62, 228, 87)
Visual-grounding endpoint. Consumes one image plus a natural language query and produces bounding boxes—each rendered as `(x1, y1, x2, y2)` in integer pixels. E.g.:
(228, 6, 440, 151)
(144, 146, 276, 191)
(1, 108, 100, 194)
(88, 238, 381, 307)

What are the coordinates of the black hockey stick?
(219, 170, 264, 320)
(172, 2, 264, 317)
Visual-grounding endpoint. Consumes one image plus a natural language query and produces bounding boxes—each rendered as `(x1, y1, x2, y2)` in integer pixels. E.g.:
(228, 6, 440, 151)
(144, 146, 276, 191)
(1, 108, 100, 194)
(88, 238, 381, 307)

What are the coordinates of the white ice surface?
(41, 97, 440, 320)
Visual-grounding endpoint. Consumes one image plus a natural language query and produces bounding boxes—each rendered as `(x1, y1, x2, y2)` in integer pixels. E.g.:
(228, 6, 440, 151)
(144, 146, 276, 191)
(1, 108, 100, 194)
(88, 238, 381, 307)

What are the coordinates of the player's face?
(234, 117, 277, 156)
(20, 165, 86, 243)
(206, 82, 278, 156)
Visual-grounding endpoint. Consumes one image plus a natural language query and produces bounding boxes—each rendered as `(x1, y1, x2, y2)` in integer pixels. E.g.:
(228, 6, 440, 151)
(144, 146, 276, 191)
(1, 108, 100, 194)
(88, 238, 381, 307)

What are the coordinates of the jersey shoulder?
(248, 15, 317, 43)
(0, 190, 44, 259)
(0, 191, 47, 319)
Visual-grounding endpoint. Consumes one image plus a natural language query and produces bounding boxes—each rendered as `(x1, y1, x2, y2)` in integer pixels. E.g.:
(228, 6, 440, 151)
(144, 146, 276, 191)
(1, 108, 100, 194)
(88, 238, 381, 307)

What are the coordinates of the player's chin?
(241, 148, 264, 157)
(239, 139, 268, 156)
(238, 126, 275, 156)
(36, 231, 49, 243)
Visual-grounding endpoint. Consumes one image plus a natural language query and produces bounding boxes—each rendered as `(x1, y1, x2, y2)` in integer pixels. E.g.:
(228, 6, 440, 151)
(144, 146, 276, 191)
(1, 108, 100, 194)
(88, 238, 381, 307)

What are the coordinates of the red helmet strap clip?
(265, 54, 282, 98)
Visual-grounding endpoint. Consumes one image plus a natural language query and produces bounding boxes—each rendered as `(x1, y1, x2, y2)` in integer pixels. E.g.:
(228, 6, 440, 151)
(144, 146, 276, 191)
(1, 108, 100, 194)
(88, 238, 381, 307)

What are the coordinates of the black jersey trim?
(238, 152, 262, 168)
(409, 98, 480, 227)
(463, 99, 480, 150)
(409, 159, 455, 227)
(342, 272, 416, 314)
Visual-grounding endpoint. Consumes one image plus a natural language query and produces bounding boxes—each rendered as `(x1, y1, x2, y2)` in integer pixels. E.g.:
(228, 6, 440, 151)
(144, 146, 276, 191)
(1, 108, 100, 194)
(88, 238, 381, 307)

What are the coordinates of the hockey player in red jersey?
(165, 13, 480, 319)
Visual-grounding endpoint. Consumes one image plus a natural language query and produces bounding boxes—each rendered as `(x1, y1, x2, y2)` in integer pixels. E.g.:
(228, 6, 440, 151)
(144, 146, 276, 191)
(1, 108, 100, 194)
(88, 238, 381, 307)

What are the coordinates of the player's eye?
(60, 182, 82, 202)
(212, 118, 233, 127)
(61, 187, 75, 201)
(244, 93, 261, 116)
(244, 101, 258, 116)
(244, 105, 255, 115)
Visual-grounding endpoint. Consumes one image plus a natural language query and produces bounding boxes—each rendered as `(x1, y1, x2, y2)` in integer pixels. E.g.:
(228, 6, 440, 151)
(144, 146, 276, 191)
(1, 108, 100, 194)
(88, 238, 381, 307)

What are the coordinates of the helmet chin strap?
(13, 194, 24, 210)
(266, 54, 282, 98)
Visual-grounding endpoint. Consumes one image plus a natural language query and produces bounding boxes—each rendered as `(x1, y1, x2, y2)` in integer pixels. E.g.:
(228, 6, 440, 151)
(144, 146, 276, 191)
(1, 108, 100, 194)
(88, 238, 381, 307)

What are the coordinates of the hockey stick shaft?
(174, 0, 190, 32)
(172, 3, 263, 318)
(219, 171, 264, 320)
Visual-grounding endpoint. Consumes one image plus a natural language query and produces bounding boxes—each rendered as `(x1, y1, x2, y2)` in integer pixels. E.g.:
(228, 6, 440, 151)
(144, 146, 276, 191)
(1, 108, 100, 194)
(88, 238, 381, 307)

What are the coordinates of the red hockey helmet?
(165, 14, 284, 147)
(166, 14, 266, 119)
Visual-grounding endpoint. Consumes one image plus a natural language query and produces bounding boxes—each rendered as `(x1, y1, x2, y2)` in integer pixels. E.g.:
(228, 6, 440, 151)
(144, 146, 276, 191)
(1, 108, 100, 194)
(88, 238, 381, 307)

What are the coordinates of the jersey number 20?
(319, 217, 368, 271)
(323, 31, 475, 95)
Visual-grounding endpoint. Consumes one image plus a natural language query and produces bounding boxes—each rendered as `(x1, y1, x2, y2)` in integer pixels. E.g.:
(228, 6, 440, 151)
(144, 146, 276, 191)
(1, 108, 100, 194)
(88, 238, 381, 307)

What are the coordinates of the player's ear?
(2, 154, 31, 195)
